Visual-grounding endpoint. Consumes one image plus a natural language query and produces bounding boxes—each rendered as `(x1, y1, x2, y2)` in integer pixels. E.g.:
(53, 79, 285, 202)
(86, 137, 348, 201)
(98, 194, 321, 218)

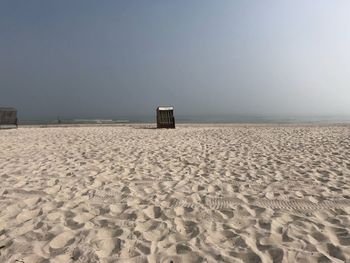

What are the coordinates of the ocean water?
(18, 115, 350, 125)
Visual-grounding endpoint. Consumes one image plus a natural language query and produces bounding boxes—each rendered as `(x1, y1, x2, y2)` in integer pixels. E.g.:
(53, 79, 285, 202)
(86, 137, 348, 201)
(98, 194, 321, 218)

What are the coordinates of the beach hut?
(0, 107, 18, 129)
(156, 106, 175, 128)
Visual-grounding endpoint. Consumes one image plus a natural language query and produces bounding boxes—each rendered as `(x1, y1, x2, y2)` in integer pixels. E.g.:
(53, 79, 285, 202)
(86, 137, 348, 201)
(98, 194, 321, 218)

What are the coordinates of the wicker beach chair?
(156, 106, 175, 129)
(0, 107, 18, 129)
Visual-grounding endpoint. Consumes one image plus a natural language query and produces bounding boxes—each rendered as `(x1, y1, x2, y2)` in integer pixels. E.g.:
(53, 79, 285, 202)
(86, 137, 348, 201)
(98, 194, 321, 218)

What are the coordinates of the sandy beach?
(0, 124, 350, 262)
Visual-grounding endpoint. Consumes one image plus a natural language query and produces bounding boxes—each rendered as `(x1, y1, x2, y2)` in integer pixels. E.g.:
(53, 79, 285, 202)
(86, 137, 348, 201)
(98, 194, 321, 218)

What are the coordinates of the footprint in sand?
(174, 218, 199, 240)
(16, 208, 42, 224)
(45, 185, 61, 195)
(47, 179, 59, 187)
(135, 221, 169, 242)
(265, 192, 275, 200)
(143, 205, 162, 219)
(49, 231, 76, 249)
(73, 212, 95, 224)
(20, 254, 46, 263)
(65, 243, 99, 262)
(5, 204, 24, 219)
(109, 203, 127, 214)
(92, 228, 122, 258)
(23, 196, 41, 207)
(8, 221, 34, 239)
(159, 252, 202, 263)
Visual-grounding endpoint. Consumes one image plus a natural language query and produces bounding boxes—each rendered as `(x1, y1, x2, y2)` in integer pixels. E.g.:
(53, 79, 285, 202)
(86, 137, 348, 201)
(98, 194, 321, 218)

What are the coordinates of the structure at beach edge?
(156, 106, 175, 129)
(0, 107, 18, 129)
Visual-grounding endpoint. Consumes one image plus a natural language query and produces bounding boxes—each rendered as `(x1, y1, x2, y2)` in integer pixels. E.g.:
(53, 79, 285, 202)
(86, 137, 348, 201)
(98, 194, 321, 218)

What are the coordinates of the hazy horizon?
(17, 113, 350, 125)
(1, 1, 350, 120)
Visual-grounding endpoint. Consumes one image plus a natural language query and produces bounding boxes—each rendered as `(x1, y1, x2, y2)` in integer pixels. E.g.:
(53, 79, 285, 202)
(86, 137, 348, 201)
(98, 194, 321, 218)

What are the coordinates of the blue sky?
(1, 1, 350, 119)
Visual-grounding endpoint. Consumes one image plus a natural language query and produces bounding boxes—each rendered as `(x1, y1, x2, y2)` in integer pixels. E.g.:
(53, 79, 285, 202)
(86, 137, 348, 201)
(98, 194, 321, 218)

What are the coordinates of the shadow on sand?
(132, 125, 157, 130)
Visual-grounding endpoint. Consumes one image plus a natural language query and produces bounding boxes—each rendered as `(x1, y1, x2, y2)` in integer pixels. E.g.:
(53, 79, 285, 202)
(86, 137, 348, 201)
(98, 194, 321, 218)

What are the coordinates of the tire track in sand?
(253, 198, 350, 212)
(170, 196, 350, 212)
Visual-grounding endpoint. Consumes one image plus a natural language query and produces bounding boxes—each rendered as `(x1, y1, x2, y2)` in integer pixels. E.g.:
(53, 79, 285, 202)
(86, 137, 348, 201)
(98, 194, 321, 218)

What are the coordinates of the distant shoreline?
(17, 115, 350, 126)
(16, 122, 350, 129)
(16, 117, 350, 126)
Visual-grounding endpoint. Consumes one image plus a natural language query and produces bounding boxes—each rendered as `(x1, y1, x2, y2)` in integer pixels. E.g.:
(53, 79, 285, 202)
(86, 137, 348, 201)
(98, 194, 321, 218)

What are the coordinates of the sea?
(17, 115, 350, 125)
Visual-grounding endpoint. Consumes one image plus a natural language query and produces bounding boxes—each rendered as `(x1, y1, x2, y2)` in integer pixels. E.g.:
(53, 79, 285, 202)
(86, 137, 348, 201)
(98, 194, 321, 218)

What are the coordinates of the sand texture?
(0, 124, 350, 262)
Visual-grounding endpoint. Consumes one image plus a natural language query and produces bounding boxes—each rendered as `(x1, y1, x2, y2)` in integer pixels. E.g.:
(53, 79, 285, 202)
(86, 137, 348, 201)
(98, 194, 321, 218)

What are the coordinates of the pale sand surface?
(0, 124, 350, 262)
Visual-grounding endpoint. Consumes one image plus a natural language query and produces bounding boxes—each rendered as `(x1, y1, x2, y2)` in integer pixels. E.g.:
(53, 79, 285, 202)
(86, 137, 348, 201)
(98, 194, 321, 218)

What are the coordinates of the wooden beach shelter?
(156, 106, 175, 128)
(0, 107, 18, 129)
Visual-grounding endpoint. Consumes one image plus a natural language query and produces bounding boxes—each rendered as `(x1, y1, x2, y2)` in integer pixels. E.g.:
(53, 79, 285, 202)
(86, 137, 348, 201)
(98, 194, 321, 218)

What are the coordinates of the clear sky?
(1, 1, 350, 120)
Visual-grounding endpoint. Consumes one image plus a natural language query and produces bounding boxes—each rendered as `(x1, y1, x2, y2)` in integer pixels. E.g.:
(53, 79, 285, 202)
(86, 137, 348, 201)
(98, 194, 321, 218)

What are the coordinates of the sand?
(0, 124, 350, 262)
